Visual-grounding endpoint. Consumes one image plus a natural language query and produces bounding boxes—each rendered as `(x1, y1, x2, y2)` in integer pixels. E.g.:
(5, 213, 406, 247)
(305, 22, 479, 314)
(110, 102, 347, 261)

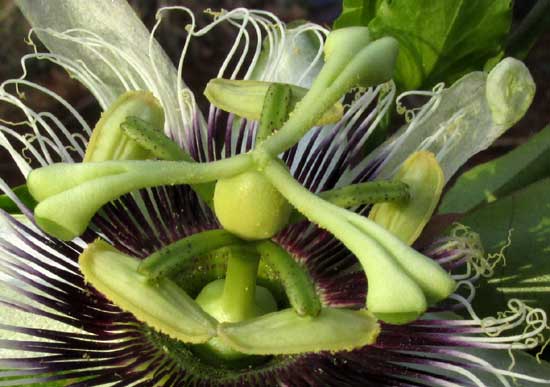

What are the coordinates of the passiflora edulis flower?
(0, 1, 548, 386)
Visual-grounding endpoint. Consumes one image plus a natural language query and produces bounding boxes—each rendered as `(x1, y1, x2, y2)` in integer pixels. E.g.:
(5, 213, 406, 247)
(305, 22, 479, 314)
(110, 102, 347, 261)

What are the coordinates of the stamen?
(255, 240, 321, 317)
(260, 159, 455, 324)
(218, 308, 379, 355)
(79, 239, 217, 343)
(289, 180, 410, 223)
(83, 91, 165, 162)
(120, 117, 191, 162)
(138, 229, 242, 279)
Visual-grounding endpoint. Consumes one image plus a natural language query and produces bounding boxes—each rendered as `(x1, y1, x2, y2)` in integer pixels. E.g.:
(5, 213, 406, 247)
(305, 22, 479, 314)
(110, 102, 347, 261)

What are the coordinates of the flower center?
(194, 247, 278, 362)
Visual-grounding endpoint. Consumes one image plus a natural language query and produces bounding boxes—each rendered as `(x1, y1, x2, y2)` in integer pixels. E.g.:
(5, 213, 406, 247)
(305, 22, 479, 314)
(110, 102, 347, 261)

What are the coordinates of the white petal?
(251, 23, 328, 88)
(0, 214, 84, 357)
(370, 58, 535, 182)
(16, 0, 194, 141)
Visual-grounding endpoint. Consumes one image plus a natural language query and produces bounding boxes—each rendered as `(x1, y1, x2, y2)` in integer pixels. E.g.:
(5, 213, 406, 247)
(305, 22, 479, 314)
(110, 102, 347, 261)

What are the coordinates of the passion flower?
(0, 1, 548, 386)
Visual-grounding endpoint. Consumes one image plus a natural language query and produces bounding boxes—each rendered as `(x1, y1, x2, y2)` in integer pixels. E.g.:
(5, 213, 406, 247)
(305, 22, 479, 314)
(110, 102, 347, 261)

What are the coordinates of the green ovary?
(214, 171, 292, 240)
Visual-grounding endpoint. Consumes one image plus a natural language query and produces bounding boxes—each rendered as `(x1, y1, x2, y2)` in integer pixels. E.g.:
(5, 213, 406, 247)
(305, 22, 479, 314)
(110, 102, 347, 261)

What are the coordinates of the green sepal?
(138, 229, 243, 279)
(204, 79, 344, 126)
(79, 239, 218, 343)
(218, 308, 380, 355)
(486, 57, 535, 127)
(84, 91, 165, 162)
(0, 184, 38, 214)
(255, 240, 321, 317)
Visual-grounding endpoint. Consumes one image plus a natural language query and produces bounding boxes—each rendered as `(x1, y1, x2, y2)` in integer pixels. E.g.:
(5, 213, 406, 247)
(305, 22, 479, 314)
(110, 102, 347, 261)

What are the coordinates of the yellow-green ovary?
(214, 171, 292, 240)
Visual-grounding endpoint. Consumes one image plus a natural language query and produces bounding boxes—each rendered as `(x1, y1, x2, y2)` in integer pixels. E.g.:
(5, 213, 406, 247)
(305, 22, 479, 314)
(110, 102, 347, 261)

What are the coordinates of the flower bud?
(204, 79, 343, 126)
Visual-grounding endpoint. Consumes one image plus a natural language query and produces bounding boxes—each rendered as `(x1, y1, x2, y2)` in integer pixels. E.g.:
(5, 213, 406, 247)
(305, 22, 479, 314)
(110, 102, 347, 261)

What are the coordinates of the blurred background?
(0, 0, 549, 187)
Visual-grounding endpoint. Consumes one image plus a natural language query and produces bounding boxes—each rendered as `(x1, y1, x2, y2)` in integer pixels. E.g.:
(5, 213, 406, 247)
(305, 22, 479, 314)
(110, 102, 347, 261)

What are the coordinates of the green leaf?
(333, 0, 384, 29)
(440, 125, 550, 214)
(506, 0, 550, 60)
(459, 178, 550, 318)
(368, 0, 512, 90)
(0, 184, 37, 213)
(469, 348, 550, 386)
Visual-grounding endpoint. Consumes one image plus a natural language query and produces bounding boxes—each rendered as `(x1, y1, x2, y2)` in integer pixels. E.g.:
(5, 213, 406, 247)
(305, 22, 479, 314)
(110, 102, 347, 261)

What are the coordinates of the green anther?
(369, 152, 443, 245)
(255, 240, 321, 317)
(256, 83, 292, 142)
(120, 116, 192, 162)
(138, 229, 243, 279)
(321, 180, 410, 207)
(79, 239, 217, 344)
(289, 180, 410, 223)
(217, 308, 379, 355)
(120, 116, 215, 206)
(28, 154, 254, 240)
(213, 171, 292, 240)
(204, 78, 344, 126)
(84, 91, 165, 162)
